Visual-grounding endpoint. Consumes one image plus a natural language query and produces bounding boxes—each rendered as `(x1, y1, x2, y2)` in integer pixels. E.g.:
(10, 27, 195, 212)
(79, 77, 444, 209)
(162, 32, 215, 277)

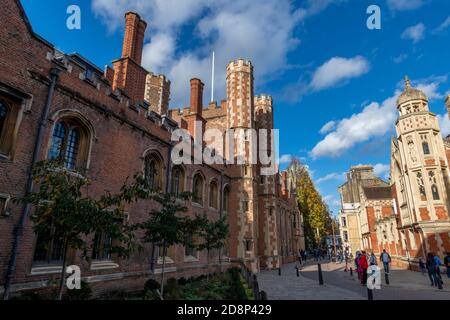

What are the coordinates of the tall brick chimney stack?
(190, 78, 204, 116)
(111, 12, 148, 103)
(184, 78, 206, 141)
(122, 12, 147, 64)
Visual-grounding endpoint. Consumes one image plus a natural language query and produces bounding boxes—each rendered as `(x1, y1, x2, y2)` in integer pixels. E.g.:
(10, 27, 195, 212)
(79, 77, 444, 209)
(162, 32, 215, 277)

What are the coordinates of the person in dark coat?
(426, 252, 442, 289)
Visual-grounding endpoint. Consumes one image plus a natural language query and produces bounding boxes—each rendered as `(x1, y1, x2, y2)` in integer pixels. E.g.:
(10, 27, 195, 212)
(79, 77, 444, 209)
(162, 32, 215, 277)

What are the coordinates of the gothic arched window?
(223, 186, 230, 213)
(428, 171, 440, 200)
(171, 166, 184, 197)
(48, 118, 89, 170)
(144, 154, 162, 190)
(209, 180, 219, 209)
(422, 142, 430, 155)
(192, 173, 204, 205)
(421, 134, 431, 155)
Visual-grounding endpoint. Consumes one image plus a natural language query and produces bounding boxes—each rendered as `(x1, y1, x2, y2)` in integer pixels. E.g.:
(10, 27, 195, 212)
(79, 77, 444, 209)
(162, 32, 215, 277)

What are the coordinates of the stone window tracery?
(171, 166, 185, 197)
(144, 154, 163, 191)
(48, 118, 90, 170)
(416, 172, 427, 201)
(428, 171, 440, 200)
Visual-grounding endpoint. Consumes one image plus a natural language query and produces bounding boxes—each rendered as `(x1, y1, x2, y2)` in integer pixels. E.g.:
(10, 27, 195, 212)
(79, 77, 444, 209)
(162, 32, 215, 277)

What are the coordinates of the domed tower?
(394, 76, 450, 258)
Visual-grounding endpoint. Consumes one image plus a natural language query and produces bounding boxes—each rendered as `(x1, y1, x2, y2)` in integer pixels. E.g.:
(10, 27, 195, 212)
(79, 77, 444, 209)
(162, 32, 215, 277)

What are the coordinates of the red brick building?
(0, 0, 303, 297)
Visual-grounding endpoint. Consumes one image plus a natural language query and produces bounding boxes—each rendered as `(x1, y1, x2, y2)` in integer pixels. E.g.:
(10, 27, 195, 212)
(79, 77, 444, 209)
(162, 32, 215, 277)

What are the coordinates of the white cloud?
(373, 163, 390, 178)
(279, 154, 293, 164)
(311, 76, 448, 158)
(438, 114, 450, 137)
(310, 94, 398, 158)
(434, 16, 450, 33)
(316, 172, 345, 184)
(401, 23, 426, 43)
(92, 0, 342, 108)
(412, 75, 447, 100)
(392, 54, 408, 64)
(142, 33, 175, 73)
(310, 56, 370, 91)
(319, 121, 336, 134)
(386, 0, 426, 11)
(323, 194, 341, 207)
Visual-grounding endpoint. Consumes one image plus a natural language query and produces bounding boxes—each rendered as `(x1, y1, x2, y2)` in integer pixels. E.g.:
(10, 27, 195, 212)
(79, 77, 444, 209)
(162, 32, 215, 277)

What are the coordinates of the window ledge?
(208, 207, 219, 212)
(90, 261, 119, 271)
(184, 255, 199, 263)
(30, 265, 63, 275)
(157, 257, 174, 265)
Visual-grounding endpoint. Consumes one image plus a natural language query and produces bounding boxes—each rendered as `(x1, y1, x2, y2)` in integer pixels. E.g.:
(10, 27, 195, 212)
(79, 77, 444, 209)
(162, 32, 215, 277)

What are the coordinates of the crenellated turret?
(226, 59, 254, 130)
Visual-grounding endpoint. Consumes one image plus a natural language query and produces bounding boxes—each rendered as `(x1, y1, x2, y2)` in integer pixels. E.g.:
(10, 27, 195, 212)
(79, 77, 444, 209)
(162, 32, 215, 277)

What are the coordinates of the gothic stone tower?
(226, 59, 259, 271)
(254, 95, 279, 269)
(393, 77, 450, 258)
(145, 72, 171, 116)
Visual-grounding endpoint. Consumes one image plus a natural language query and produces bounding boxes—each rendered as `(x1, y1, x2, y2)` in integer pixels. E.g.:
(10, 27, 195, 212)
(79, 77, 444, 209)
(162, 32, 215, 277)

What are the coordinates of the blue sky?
(22, 0, 450, 216)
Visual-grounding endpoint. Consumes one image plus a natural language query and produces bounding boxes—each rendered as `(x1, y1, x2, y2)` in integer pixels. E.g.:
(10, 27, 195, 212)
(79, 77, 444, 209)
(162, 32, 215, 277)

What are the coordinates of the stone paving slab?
(320, 261, 450, 293)
(258, 262, 364, 300)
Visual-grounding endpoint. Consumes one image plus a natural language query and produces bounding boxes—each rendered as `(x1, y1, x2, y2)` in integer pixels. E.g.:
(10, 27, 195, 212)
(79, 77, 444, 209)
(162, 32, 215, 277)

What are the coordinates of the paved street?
(258, 262, 364, 300)
(259, 260, 450, 300)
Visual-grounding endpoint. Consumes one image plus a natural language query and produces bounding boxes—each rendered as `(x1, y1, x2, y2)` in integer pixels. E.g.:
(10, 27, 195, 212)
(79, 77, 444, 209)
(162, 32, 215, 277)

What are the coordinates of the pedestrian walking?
(298, 250, 303, 265)
(426, 252, 442, 289)
(380, 249, 391, 274)
(369, 252, 377, 266)
(444, 252, 450, 279)
(434, 254, 442, 280)
(360, 251, 369, 286)
(419, 258, 426, 275)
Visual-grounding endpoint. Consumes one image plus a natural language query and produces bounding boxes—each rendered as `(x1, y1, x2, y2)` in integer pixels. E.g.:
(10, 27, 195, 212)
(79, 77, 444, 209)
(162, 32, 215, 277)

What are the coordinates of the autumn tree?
(289, 158, 332, 249)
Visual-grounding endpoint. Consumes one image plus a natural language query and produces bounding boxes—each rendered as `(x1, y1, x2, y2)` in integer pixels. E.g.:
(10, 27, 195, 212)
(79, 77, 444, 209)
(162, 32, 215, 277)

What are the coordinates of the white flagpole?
(211, 51, 215, 102)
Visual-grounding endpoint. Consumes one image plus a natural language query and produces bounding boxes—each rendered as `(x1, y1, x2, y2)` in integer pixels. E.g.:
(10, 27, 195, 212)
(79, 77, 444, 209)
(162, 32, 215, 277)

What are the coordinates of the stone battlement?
(227, 58, 253, 73)
(147, 72, 171, 85)
(255, 94, 272, 102)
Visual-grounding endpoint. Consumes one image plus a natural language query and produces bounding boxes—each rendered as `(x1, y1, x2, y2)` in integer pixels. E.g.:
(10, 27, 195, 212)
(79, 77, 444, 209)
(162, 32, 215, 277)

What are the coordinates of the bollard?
(278, 268, 281, 276)
(260, 290, 268, 300)
(296, 267, 299, 277)
(367, 288, 373, 300)
(350, 267, 353, 276)
(252, 275, 260, 300)
(385, 273, 389, 285)
(318, 264, 324, 285)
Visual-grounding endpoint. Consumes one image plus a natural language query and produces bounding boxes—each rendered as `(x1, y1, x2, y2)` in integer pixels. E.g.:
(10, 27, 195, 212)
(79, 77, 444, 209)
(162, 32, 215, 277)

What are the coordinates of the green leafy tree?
(135, 191, 194, 298)
(16, 161, 138, 300)
(289, 158, 332, 249)
(193, 214, 229, 280)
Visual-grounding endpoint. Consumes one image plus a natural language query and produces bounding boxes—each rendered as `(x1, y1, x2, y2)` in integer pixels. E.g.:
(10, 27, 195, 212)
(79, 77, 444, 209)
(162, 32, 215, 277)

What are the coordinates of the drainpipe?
(3, 67, 61, 300)
(219, 170, 224, 266)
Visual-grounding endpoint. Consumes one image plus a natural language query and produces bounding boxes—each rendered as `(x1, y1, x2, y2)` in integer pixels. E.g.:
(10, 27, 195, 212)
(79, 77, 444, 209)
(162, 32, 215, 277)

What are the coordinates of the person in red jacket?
(359, 251, 369, 286)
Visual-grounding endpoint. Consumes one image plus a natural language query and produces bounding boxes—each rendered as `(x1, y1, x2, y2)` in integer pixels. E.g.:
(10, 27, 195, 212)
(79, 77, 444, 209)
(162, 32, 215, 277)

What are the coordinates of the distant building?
(339, 79, 450, 270)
